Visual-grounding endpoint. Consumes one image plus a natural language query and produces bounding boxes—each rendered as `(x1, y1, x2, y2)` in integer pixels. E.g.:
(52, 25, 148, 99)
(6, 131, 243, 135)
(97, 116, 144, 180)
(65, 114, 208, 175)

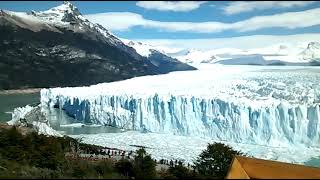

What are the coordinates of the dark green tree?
(133, 148, 156, 179)
(115, 158, 134, 178)
(193, 143, 244, 178)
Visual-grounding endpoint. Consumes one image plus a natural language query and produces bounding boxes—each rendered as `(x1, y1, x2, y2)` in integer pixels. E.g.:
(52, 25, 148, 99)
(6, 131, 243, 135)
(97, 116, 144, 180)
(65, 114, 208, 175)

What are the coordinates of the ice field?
(13, 64, 320, 165)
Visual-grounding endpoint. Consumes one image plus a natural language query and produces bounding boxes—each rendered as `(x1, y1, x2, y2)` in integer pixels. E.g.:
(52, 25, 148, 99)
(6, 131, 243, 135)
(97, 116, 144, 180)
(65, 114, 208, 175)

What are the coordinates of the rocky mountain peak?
(49, 1, 82, 22)
(299, 42, 320, 61)
(26, 1, 83, 24)
(52, 1, 81, 15)
(307, 42, 320, 49)
(128, 41, 135, 46)
(63, 1, 72, 6)
(0, 9, 5, 16)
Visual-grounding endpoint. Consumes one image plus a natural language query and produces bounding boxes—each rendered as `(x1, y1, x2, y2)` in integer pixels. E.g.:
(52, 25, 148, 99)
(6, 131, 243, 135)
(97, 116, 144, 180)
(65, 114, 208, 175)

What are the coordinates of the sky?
(1, 1, 320, 50)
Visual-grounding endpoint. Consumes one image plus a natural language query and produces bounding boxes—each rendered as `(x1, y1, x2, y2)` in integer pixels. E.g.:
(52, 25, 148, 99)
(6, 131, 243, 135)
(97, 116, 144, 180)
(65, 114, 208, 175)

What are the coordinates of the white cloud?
(134, 33, 320, 50)
(84, 8, 320, 33)
(136, 1, 207, 12)
(223, 1, 316, 15)
(84, 12, 145, 31)
(85, 12, 230, 32)
(233, 8, 320, 32)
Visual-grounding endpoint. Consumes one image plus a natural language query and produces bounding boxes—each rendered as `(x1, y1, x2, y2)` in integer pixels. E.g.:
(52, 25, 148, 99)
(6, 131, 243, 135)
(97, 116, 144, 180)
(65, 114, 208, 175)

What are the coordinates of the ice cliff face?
(40, 66, 320, 148)
(41, 92, 320, 148)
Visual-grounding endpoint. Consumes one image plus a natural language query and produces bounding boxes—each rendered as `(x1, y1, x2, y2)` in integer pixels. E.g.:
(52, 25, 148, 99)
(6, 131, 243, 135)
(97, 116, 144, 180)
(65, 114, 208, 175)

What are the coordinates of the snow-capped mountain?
(299, 42, 320, 62)
(122, 39, 164, 57)
(246, 44, 290, 56)
(123, 40, 196, 72)
(156, 42, 320, 66)
(0, 1, 194, 89)
(214, 42, 320, 65)
(245, 42, 320, 65)
(171, 49, 218, 64)
(2, 2, 130, 50)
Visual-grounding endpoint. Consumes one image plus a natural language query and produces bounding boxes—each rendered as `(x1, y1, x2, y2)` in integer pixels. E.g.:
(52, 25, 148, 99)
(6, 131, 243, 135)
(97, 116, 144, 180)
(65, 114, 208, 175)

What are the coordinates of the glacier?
(40, 65, 320, 149)
(69, 131, 320, 165)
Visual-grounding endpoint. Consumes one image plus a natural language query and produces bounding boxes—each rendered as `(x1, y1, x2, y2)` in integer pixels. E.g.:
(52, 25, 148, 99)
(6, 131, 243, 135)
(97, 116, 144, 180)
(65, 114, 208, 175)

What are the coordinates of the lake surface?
(45, 107, 124, 135)
(0, 92, 40, 122)
(0, 91, 122, 135)
(305, 157, 320, 168)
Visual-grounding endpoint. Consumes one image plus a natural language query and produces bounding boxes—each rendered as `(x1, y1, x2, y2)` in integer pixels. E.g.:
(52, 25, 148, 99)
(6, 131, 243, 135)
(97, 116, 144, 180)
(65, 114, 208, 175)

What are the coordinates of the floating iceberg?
(7, 105, 35, 126)
(8, 105, 62, 137)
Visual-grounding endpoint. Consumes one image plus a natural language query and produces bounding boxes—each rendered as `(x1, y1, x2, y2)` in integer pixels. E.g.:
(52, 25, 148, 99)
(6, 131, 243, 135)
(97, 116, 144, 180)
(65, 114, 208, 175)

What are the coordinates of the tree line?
(0, 125, 244, 179)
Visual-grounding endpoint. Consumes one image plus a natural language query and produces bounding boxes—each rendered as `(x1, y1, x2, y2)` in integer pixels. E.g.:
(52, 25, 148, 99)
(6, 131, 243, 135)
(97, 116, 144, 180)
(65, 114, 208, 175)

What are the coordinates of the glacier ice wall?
(40, 90, 320, 148)
(40, 66, 320, 148)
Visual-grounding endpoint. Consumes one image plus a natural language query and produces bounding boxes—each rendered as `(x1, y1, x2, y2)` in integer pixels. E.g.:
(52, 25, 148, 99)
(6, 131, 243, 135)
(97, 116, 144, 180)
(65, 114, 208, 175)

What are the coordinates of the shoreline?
(0, 88, 42, 95)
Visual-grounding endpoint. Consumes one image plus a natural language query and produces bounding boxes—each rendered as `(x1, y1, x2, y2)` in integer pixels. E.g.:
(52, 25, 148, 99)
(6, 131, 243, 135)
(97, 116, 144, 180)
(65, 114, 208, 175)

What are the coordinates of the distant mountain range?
(123, 40, 197, 73)
(0, 1, 195, 90)
(130, 40, 320, 66)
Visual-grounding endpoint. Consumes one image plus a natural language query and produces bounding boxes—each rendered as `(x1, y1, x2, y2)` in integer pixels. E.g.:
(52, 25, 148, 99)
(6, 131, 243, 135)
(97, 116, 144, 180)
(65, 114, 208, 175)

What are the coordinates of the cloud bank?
(223, 1, 316, 15)
(133, 34, 320, 50)
(84, 8, 320, 33)
(136, 1, 207, 12)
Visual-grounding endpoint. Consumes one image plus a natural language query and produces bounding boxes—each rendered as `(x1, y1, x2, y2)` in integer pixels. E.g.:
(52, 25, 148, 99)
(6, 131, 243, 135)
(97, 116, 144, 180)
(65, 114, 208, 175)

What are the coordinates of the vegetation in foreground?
(0, 125, 243, 179)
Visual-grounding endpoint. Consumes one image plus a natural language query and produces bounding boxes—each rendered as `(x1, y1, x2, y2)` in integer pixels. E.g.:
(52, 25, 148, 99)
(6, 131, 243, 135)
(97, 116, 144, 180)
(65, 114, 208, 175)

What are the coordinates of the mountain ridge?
(154, 42, 320, 66)
(0, 1, 196, 90)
